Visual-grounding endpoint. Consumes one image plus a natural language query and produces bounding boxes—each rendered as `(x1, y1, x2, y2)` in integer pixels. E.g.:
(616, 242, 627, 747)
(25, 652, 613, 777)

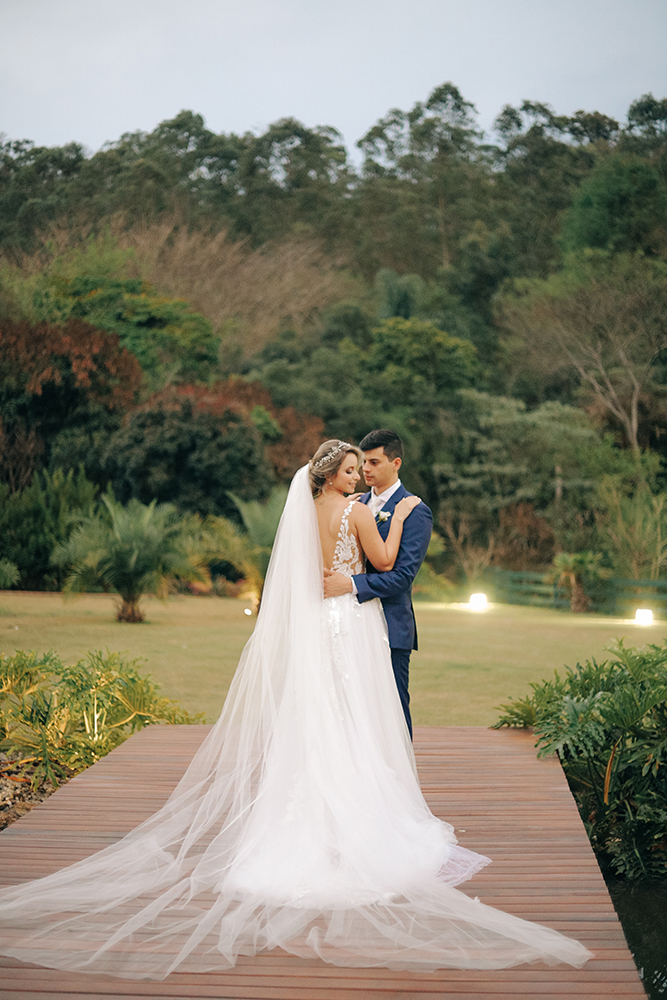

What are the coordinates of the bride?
(0, 441, 591, 979)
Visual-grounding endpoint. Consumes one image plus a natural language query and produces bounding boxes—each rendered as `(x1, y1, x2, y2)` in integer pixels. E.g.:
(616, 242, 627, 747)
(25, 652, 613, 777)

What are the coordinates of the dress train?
(0, 470, 592, 978)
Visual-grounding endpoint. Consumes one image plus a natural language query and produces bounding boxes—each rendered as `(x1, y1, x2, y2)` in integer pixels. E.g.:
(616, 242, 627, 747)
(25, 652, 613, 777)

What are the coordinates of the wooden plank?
(0, 727, 645, 999)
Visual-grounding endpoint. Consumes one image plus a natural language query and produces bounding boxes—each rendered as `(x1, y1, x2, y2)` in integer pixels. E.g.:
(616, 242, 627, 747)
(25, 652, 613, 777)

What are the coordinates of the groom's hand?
(323, 568, 353, 597)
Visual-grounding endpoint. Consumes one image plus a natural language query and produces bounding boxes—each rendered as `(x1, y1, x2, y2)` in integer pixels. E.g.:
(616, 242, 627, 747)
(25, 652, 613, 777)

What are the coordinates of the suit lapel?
(382, 483, 409, 512)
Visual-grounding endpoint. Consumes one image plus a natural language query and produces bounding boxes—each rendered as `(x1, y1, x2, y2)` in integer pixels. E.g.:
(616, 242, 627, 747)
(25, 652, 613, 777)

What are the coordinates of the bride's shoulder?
(348, 500, 373, 524)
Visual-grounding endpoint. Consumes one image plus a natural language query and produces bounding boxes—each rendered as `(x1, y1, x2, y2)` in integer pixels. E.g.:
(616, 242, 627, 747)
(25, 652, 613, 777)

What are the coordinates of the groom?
(323, 429, 432, 739)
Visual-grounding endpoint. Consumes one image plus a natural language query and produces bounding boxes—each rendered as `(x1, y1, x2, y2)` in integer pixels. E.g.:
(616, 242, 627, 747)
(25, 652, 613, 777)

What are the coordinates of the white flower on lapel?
(377, 511, 391, 523)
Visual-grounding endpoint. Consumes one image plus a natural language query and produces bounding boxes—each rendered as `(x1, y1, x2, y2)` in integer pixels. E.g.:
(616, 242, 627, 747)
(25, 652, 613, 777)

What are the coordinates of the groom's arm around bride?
(323, 429, 432, 738)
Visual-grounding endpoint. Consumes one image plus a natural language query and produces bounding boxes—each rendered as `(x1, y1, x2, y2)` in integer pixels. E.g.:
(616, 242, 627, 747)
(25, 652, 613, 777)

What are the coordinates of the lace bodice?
(332, 500, 363, 575)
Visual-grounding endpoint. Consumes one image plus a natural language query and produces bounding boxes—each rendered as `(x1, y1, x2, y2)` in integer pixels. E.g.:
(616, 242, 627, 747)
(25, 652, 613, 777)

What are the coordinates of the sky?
(1, 0, 666, 159)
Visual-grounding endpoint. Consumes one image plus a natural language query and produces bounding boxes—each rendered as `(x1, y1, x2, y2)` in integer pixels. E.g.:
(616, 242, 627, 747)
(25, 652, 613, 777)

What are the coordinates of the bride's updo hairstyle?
(309, 439, 362, 498)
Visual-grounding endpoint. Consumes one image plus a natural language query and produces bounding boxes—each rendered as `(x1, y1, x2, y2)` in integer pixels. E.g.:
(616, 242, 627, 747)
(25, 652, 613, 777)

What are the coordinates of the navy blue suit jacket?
(352, 485, 432, 651)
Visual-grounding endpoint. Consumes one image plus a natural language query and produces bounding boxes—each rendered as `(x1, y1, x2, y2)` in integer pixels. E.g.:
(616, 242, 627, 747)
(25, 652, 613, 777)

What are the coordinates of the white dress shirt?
(350, 479, 402, 595)
(367, 479, 402, 515)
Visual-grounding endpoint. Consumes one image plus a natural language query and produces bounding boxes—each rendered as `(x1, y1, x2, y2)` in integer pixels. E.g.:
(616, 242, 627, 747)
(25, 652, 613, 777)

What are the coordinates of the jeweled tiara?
(312, 441, 352, 470)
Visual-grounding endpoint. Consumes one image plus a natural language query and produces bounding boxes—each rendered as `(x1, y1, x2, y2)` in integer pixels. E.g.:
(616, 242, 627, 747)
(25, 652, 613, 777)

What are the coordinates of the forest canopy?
(1, 82, 667, 589)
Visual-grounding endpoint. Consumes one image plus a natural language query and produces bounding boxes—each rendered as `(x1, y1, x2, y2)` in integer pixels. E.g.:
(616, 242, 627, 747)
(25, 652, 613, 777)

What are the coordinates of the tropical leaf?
(495, 641, 667, 879)
(0, 650, 205, 788)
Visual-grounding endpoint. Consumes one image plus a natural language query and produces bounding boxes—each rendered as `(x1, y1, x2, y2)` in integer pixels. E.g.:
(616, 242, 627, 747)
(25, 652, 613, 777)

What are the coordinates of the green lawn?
(1, 592, 664, 726)
(411, 601, 666, 725)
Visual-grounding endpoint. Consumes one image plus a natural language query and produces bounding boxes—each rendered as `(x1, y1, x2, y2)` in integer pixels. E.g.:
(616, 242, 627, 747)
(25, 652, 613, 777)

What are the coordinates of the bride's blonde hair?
(309, 439, 362, 498)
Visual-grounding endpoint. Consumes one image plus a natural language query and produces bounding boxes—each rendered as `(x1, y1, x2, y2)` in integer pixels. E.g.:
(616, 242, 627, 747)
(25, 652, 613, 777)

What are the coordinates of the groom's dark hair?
(359, 429, 403, 461)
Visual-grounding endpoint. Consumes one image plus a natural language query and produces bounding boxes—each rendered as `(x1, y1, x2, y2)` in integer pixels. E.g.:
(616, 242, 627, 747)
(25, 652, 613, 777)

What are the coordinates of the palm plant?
(219, 487, 288, 606)
(229, 487, 288, 575)
(198, 516, 264, 608)
(546, 551, 611, 613)
(53, 496, 208, 622)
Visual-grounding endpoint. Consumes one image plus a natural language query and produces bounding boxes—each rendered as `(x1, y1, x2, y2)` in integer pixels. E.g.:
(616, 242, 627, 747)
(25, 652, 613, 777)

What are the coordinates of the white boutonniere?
(377, 511, 391, 523)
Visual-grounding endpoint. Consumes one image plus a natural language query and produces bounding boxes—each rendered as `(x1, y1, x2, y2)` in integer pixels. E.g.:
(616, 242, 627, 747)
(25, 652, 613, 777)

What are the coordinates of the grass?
(0, 592, 252, 718)
(1, 591, 664, 726)
(411, 601, 666, 725)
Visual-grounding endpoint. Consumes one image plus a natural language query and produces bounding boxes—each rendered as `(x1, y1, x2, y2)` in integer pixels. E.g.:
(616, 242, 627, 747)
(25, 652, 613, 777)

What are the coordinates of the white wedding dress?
(0, 467, 591, 978)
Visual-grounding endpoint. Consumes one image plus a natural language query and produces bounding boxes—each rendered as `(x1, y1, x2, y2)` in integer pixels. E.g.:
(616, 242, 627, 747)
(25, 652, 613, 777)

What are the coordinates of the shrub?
(101, 392, 273, 520)
(494, 641, 667, 879)
(0, 559, 19, 589)
(0, 650, 204, 788)
(0, 467, 98, 590)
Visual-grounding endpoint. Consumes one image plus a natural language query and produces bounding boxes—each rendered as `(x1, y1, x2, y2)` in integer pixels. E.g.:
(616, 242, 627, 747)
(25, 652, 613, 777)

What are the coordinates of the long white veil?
(0, 466, 591, 977)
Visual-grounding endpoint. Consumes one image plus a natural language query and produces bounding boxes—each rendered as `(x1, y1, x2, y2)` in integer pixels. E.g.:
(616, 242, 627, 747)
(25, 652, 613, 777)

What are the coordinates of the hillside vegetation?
(2, 84, 667, 589)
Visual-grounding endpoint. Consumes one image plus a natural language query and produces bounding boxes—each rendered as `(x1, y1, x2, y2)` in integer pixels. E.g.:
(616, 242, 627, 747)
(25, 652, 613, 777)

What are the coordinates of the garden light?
(469, 593, 488, 611)
(244, 608, 253, 616)
(635, 608, 653, 625)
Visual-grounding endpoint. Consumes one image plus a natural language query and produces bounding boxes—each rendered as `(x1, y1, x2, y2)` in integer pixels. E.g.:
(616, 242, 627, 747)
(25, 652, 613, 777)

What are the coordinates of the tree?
(566, 110, 620, 145)
(375, 270, 425, 320)
(247, 315, 478, 509)
(354, 83, 493, 279)
(70, 281, 219, 388)
(153, 380, 324, 482)
(0, 138, 85, 252)
(320, 303, 373, 349)
(0, 316, 141, 419)
(433, 391, 636, 575)
(596, 474, 667, 580)
(53, 496, 208, 622)
(122, 220, 359, 364)
(494, 503, 556, 572)
(357, 317, 479, 504)
(102, 390, 273, 519)
(232, 118, 353, 244)
(441, 512, 496, 583)
(491, 100, 601, 278)
(0, 420, 43, 494)
(246, 342, 386, 447)
(624, 92, 667, 169)
(360, 317, 477, 408)
(497, 252, 667, 453)
(561, 155, 667, 256)
(371, 268, 498, 363)
(0, 317, 142, 481)
(359, 82, 480, 177)
(1, 238, 221, 389)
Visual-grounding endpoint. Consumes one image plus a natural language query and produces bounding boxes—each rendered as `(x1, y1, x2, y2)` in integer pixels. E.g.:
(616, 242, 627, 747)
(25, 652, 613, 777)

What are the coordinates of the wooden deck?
(0, 726, 644, 999)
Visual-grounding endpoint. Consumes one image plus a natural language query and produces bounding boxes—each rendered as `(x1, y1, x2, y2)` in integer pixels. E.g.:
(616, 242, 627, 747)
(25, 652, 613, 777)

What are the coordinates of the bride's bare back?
(316, 495, 355, 569)
(313, 448, 421, 575)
